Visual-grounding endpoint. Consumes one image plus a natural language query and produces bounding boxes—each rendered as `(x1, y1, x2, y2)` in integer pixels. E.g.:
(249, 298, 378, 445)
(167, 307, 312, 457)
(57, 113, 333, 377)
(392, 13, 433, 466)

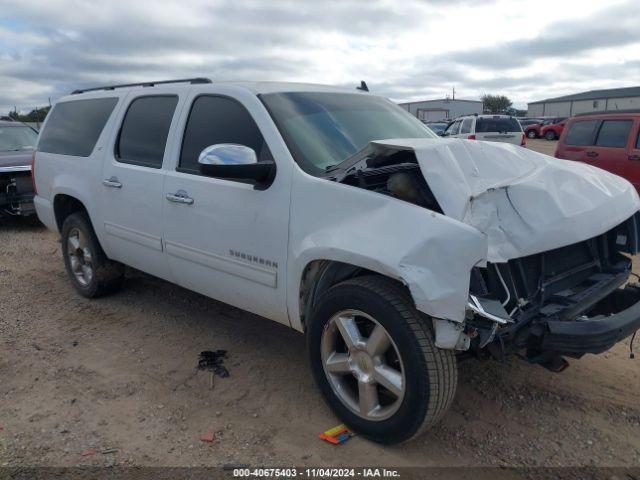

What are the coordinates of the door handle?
(102, 176, 122, 188)
(586, 151, 599, 158)
(166, 190, 194, 205)
(629, 155, 640, 161)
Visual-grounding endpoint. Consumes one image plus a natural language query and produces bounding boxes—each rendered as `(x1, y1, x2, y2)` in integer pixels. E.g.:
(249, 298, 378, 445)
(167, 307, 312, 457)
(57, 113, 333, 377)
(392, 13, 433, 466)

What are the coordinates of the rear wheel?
(544, 130, 556, 140)
(61, 212, 124, 298)
(307, 276, 457, 444)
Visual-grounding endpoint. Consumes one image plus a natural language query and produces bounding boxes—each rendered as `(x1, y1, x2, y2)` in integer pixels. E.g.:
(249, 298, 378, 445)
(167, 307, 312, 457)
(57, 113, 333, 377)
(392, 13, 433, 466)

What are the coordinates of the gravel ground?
(1, 140, 639, 469)
(526, 138, 557, 156)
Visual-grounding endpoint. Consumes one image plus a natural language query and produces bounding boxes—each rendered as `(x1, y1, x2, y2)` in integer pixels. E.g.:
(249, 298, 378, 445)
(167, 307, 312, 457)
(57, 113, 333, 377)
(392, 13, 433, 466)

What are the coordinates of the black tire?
(527, 129, 537, 139)
(307, 275, 457, 444)
(544, 130, 556, 140)
(61, 212, 124, 298)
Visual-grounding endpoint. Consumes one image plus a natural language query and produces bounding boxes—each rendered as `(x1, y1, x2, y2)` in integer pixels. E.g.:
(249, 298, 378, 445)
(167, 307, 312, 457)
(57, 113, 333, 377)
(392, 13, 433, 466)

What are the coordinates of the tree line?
(2, 106, 51, 123)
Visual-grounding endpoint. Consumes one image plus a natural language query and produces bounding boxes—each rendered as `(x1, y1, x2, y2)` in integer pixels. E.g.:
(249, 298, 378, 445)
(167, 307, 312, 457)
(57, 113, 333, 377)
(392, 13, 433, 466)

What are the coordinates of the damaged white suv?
(34, 79, 640, 444)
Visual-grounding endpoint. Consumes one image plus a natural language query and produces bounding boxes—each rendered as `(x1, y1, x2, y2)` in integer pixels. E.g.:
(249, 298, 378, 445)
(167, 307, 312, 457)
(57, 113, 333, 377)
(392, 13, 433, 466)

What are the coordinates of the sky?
(0, 0, 638, 113)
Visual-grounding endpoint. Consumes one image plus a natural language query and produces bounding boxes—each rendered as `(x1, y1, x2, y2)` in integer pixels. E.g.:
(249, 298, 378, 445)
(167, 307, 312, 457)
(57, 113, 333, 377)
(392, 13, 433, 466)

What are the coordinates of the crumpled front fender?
(287, 171, 487, 331)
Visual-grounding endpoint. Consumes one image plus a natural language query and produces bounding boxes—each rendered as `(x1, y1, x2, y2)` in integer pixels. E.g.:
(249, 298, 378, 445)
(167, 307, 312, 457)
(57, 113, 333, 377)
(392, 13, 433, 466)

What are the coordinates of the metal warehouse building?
(527, 86, 640, 117)
(399, 98, 482, 122)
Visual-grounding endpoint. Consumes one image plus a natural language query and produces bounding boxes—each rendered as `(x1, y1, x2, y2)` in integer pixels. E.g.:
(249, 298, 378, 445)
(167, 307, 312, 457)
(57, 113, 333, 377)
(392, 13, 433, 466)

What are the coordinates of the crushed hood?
(347, 138, 640, 262)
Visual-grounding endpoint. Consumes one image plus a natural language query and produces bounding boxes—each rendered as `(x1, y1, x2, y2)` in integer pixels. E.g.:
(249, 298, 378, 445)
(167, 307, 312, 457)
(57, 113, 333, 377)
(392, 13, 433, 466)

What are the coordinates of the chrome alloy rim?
(67, 227, 93, 287)
(320, 309, 406, 421)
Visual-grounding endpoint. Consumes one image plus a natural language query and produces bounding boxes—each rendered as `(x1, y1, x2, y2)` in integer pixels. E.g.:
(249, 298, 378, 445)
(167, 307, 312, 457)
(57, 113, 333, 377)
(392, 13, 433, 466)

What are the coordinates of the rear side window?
(38, 98, 118, 157)
(460, 118, 472, 134)
(475, 117, 522, 133)
(179, 95, 269, 175)
(564, 120, 598, 146)
(116, 95, 178, 168)
(595, 120, 632, 148)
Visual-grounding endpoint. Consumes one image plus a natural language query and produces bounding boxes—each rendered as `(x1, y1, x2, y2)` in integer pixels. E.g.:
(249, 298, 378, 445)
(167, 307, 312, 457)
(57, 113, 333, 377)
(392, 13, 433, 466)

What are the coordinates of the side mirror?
(198, 144, 275, 184)
(438, 131, 447, 137)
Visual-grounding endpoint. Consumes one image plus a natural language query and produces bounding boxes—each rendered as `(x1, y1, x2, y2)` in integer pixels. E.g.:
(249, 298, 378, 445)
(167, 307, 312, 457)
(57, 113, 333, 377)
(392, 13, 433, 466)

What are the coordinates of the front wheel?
(307, 276, 457, 444)
(545, 130, 556, 140)
(527, 129, 537, 139)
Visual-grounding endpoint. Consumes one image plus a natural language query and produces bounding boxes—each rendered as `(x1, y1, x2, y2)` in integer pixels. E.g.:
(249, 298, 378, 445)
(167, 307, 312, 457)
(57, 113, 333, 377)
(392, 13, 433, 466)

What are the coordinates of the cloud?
(448, 4, 640, 69)
(0, 0, 638, 112)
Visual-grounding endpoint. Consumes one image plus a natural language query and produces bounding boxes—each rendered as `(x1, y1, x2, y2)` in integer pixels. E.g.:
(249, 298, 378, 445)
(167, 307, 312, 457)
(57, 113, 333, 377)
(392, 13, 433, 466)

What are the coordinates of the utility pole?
(452, 87, 456, 100)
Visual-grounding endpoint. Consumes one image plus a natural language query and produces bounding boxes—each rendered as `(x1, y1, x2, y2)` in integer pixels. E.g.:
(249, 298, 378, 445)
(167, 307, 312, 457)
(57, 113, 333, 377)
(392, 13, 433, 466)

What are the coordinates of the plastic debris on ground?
(80, 448, 96, 457)
(318, 424, 353, 445)
(198, 350, 229, 378)
(199, 430, 216, 443)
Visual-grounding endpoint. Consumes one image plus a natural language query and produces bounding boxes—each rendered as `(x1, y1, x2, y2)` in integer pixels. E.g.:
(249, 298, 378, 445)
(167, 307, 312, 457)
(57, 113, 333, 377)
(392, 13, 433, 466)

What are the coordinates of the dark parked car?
(0, 120, 38, 217)
(555, 111, 640, 192)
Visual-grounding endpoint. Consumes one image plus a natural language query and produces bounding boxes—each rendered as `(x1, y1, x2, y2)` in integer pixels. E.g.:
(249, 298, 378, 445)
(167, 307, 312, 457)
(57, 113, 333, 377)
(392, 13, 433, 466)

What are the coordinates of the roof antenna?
(356, 81, 369, 92)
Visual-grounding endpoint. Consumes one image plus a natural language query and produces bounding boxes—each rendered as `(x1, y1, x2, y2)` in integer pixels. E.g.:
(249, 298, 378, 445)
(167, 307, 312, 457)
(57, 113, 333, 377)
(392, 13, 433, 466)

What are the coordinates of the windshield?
(0, 126, 38, 152)
(261, 92, 437, 175)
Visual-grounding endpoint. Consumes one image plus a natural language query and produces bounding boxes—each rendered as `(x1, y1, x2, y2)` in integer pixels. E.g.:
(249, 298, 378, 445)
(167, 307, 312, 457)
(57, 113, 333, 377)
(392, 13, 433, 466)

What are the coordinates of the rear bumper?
(34, 195, 57, 231)
(542, 285, 640, 356)
(0, 191, 35, 216)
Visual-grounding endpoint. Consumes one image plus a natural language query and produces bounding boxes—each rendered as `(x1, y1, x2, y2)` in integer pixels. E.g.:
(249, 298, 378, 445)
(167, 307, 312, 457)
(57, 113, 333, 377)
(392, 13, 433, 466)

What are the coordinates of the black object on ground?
(198, 350, 230, 377)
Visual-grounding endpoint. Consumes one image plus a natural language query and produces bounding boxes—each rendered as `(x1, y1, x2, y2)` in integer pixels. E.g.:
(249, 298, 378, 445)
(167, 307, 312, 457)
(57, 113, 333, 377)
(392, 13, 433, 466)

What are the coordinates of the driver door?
(162, 92, 290, 324)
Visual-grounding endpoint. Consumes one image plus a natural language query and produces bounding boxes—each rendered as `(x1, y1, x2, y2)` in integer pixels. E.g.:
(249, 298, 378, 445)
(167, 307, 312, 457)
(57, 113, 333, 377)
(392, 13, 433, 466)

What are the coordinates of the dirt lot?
(1, 140, 639, 469)
(526, 138, 557, 156)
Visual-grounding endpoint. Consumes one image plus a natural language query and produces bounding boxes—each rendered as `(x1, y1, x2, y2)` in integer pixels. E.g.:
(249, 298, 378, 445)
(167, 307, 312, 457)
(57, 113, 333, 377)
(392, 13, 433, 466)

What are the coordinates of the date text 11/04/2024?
(232, 468, 400, 478)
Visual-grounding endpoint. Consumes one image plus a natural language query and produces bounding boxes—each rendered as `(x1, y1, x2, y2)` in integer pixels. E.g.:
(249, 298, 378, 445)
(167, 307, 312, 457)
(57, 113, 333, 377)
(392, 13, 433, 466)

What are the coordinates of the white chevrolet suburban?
(34, 78, 640, 444)
(442, 114, 525, 146)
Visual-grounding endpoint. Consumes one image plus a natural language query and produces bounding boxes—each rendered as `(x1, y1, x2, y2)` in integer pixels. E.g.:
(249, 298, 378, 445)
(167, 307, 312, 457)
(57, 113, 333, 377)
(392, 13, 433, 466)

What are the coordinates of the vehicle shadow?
(0, 214, 43, 231)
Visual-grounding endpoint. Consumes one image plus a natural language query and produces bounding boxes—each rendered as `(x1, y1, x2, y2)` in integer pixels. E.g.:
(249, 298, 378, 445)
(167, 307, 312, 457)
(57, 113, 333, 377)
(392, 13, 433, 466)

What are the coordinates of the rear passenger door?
(99, 93, 181, 280)
(624, 119, 640, 190)
(589, 119, 634, 179)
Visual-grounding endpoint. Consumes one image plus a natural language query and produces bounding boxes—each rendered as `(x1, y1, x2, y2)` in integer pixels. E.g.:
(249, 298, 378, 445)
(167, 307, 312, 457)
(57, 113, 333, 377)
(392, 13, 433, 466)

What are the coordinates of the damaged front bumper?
(540, 285, 640, 356)
(0, 166, 35, 216)
(466, 212, 640, 362)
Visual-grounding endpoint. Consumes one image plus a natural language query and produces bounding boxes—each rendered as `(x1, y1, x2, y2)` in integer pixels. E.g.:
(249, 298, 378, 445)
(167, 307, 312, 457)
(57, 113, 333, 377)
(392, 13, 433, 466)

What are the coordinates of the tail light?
(30, 151, 37, 195)
(468, 135, 476, 140)
(521, 134, 526, 146)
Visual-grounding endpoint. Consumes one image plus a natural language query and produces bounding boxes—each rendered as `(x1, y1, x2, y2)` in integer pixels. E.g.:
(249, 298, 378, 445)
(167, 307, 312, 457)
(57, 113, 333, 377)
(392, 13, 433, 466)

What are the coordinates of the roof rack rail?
(71, 77, 212, 95)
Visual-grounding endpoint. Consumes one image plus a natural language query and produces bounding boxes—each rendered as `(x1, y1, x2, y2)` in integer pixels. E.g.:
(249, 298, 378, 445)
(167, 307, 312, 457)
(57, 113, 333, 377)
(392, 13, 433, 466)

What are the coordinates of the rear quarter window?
(564, 120, 598, 146)
(595, 120, 632, 148)
(38, 98, 118, 157)
(460, 118, 472, 134)
(475, 117, 522, 133)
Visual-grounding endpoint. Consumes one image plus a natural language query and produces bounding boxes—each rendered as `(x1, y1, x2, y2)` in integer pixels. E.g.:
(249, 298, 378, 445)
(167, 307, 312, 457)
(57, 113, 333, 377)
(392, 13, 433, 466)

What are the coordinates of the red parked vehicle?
(555, 111, 640, 192)
(525, 117, 566, 139)
(524, 122, 543, 139)
(540, 120, 567, 140)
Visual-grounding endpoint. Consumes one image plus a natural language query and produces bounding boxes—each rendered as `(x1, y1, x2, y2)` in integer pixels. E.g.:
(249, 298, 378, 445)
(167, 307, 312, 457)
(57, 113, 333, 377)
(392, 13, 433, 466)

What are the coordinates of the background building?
(527, 86, 640, 117)
(399, 98, 482, 122)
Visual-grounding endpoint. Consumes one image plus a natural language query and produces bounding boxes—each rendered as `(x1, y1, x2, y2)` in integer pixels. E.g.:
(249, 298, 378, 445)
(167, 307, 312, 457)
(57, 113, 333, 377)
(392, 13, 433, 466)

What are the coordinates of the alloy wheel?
(67, 227, 94, 287)
(320, 309, 406, 421)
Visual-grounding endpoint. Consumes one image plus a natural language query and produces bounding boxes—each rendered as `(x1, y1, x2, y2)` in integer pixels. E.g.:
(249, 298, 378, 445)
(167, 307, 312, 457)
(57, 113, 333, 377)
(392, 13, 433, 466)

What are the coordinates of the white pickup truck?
(33, 78, 640, 444)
